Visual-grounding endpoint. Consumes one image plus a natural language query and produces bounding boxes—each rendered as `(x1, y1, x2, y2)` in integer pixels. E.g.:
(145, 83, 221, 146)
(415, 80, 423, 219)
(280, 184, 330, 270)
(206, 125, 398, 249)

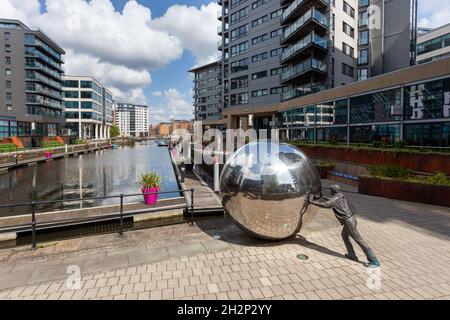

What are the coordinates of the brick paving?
(0, 181, 449, 300)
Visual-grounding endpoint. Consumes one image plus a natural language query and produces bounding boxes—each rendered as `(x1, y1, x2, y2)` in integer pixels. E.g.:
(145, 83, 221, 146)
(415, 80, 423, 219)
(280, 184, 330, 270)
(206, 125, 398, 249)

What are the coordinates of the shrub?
(394, 140, 406, 149)
(139, 172, 162, 189)
(0, 143, 18, 153)
(43, 141, 63, 148)
(372, 141, 384, 149)
(426, 173, 450, 186)
(370, 165, 412, 179)
(75, 139, 87, 145)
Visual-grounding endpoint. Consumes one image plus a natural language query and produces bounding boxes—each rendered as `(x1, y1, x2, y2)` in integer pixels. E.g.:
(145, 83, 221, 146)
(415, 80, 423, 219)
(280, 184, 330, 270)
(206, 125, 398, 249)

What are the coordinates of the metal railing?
(0, 188, 195, 250)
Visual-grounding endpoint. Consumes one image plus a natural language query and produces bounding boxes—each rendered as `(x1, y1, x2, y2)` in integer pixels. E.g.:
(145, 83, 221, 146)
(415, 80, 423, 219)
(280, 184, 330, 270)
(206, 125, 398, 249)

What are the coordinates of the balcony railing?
(281, 32, 328, 63)
(282, 0, 329, 23)
(281, 8, 328, 43)
(280, 58, 327, 82)
(281, 84, 326, 101)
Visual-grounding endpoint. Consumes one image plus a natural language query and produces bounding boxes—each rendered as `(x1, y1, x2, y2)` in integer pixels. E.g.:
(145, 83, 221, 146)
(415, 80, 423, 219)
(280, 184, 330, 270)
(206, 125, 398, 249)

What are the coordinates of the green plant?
(394, 140, 406, 149)
(139, 172, 161, 189)
(369, 165, 412, 179)
(110, 125, 120, 138)
(43, 141, 63, 148)
(426, 173, 450, 186)
(75, 139, 87, 145)
(317, 160, 336, 167)
(372, 141, 383, 149)
(0, 143, 18, 152)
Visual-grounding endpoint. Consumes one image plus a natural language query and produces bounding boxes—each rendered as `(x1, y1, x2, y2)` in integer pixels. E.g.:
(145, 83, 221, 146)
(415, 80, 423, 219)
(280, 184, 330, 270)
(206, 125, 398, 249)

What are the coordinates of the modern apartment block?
(62, 76, 113, 140)
(357, 0, 418, 80)
(416, 23, 450, 64)
(189, 61, 222, 122)
(114, 103, 149, 137)
(202, 0, 419, 130)
(0, 19, 65, 147)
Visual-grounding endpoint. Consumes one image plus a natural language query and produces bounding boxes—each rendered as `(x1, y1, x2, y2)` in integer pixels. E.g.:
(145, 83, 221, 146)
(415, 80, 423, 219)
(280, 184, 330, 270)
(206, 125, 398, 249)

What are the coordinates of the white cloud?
(418, 0, 450, 28)
(151, 91, 163, 97)
(2, 0, 219, 112)
(153, 3, 221, 65)
(151, 89, 193, 123)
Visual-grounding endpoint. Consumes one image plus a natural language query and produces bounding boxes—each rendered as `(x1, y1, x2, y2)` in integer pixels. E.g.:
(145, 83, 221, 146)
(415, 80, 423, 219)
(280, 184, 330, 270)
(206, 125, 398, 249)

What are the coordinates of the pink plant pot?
(142, 187, 160, 205)
(44, 152, 52, 159)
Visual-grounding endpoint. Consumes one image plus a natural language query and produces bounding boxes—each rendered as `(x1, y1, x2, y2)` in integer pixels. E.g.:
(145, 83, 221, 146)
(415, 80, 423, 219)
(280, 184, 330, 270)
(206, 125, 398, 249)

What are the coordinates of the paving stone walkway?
(0, 181, 449, 300)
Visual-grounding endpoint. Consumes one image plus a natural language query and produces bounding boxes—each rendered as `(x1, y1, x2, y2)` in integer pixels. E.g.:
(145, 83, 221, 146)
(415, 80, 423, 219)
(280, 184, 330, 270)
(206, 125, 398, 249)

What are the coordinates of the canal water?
(0, 141, 181, 217)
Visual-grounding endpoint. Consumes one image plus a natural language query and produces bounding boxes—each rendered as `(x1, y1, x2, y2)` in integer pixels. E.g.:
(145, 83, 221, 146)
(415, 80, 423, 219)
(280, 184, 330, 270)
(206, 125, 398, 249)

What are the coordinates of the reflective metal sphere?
(220, 141, 322, 240)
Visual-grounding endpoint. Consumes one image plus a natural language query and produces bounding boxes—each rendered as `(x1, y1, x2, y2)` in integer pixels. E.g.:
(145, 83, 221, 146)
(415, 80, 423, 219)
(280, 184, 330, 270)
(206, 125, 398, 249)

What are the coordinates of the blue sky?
(7, 0, 450, 123)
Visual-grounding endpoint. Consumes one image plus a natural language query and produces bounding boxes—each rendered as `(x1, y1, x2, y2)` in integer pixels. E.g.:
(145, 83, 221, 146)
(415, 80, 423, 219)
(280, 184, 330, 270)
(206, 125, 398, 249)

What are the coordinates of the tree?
(110, 125, 120, 138)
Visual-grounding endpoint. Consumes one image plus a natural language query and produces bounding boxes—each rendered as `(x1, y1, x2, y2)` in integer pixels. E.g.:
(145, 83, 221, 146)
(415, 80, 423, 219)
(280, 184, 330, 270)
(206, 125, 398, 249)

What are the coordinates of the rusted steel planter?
(358, 176, 450, 207)
(316, 165, 335, 179)
(296, 145, 450, 175)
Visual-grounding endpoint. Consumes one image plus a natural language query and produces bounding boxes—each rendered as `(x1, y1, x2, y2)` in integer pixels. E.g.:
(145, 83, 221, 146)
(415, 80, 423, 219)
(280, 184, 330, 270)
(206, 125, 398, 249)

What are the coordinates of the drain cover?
(296, 254, 309, 261)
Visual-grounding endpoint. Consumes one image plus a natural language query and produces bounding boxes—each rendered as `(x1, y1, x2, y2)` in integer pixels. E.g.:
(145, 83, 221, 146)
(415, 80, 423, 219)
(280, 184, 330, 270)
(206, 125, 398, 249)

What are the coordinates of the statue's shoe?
(345, 254, 359, 262)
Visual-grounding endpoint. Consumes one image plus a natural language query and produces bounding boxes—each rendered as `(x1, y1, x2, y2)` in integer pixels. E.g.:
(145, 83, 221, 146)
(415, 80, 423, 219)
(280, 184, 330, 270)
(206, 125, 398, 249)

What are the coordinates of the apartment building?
(0, 19, 65, 147)
(62, 76, 113, 140)
(189, 62, 222, 121)
(114, 103, 149, 137)
(416, 23, 450, 64)
(201, 0, 419, 130)
(357, 0, 418, 80)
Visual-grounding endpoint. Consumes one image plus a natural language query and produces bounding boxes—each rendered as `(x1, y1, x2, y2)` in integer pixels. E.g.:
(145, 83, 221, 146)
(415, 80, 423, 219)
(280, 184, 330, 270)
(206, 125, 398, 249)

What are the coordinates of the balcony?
(26, 71, 62, 91)
(217, 8, 229, 21)
(280, 32, 328, 64)
(281, 84, 326, 101)
(26, 94, 63, 110)
(281, 0, 329, 25)
(217, 39, 229, 51)
(26, 84, 63, 101)
(281, 8, 328, 45)
(280, 58, 327, 83)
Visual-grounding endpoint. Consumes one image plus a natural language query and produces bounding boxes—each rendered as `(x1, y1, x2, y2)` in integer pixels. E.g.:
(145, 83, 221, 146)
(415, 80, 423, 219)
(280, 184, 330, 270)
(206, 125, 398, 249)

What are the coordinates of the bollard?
(31, 202, 37, 250)
(65, 144, 68, 153)
(119, 194, 124, 236)
(214, 157, 220, 193)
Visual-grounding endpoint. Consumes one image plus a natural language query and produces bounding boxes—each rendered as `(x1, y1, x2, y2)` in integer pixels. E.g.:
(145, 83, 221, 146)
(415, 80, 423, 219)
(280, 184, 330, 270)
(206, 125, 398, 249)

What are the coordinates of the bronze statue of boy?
(307, 185, 381, 268)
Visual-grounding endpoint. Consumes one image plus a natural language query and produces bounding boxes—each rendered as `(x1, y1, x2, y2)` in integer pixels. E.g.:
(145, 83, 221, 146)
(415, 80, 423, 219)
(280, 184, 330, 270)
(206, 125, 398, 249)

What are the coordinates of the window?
(252, 33, 268, 45)
(359, 11, 368, 27)
(5, 92, 12, 101)
(4, 32, 11, 41)
(270, 86, 288, 94)
(252, 15, 268, 27)
(252, 89, 268, 97)
(358, 49, 368, 64)
(230, 76, 249, 89)
(358, 68, 368, 80)
(231, 24, 248, 41)
(63, 80, 79, 88)
(5, 69, 11, 76)
(5, 56, 11, 65)
(343, 1, 355, 18)
(81, 91, 92, 99)
(65, 91, 79, 98)
(343, 43, 354, 57)
(343, 22, 354, 38)
(231, 41, 248, 57)
(5, 44, 11, 53)
(231, 58, 249, 73)
(252, 0, 270, 9)
(251, 52, 268, 63)
(271, 9, 283, 19)
(5, 81, 11, 89)
(270, 67, 287, 76)
(271, 29, 283, 38)
(230, 92, 248, 105)
(359, 30, 369, 46)
(6, 104, 12, 112)
(271, 48, 284, 57)
(80, 81, 92, 88)
(359, 0, 369, 7)
(342, 63, 354, 77)
(252, 70, 267, 80)
(230, 7, 249, 25)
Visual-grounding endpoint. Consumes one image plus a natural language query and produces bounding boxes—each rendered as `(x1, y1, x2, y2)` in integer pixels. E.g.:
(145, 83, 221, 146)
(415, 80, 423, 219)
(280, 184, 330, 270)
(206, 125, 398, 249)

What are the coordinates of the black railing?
(0, 188, 195, 250)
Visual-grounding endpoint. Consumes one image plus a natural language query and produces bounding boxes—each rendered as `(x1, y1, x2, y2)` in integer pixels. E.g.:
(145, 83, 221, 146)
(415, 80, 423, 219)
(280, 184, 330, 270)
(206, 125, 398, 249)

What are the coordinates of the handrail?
(0, 188, 195, 250)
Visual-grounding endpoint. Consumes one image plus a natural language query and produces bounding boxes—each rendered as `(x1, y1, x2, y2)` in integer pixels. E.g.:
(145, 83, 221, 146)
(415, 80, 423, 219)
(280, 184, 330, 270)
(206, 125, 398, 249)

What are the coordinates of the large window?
(343, 1, 355, 18)
(230, 76, 248, 89)
(230, 7, 249, 25)
(359, 30, 369, 46)
(405, 123, 450, 147)
(358, 49, 368, 64)
(404, 78, 450, 120)
(231, 24, 248, 41)
(350, 125, 400, 145)
(230, 92, 248, 105)
(231, 41, 248, 57)
(231, 58, 249, 73)
(350, 89, 401, 123)
(63, 80, 79, 88)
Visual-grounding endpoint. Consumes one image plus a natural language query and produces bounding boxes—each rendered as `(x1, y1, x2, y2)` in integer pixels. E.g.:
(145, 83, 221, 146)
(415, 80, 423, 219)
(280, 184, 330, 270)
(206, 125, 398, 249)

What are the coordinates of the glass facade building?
(276, 75, 450, 147)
